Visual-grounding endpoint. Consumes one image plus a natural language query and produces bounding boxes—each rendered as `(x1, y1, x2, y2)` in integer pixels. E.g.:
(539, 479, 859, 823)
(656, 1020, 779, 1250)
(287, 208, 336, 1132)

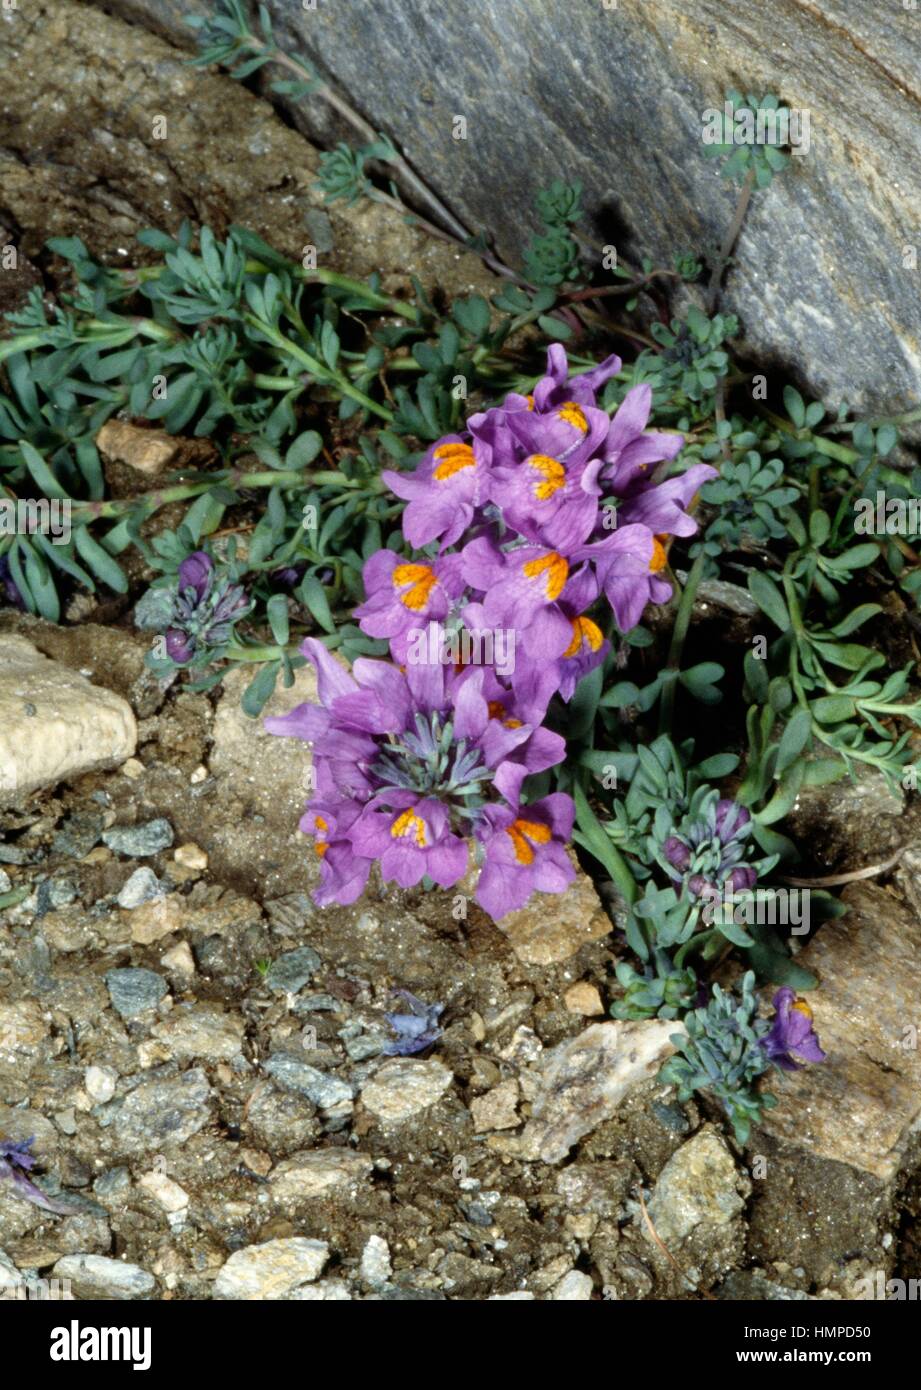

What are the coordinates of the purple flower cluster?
(269, 346, 714, 919)
(663, 798, 758, 900)
(165, 551, 251, 665)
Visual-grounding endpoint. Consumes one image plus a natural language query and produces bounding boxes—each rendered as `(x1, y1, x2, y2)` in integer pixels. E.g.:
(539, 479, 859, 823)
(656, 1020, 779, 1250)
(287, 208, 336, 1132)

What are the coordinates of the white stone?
(84, 1065, 117, 1103)
(270, 1149, 374, 1201)
(52, 1254, 155, 1300)
(360, 1234, 392, 1288)
(552, 1269, 594, 1300)
(0, 635, 136, 800)
(137, 1171, 189, 1213)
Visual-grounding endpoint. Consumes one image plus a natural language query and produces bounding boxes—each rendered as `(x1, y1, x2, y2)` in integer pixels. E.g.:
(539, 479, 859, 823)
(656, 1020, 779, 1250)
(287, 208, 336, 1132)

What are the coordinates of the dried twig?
(781, 846, 905, 888)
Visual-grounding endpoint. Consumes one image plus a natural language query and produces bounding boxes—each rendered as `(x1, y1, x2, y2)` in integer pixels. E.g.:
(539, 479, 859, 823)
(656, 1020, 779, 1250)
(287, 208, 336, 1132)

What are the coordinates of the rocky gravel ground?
(2, 613, 921, 1302)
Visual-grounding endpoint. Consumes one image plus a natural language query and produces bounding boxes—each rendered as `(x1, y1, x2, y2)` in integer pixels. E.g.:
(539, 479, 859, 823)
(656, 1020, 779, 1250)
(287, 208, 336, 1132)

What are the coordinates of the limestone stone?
(647, 1129, 749, 1246)
(512, 1020, 681, 1164)
(269, 1149, 374, 1201)
(212, 1238, 328, 1299)
(95, 420, 181, 476)
(151, 1005, 246, 1062)
(52, 1253, 155, 1300)
(470, 1080, 520, 1135)
(0, 635, 136, 801)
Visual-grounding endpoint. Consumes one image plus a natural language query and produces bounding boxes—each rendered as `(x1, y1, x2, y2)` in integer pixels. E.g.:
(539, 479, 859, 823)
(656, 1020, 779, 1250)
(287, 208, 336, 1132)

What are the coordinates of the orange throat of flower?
(526, 454, 566, 501)
(432, 441, 475, 481)
(393, 561, 437, 611)
(557, 400, 588, 432)
(506, 817, 552, 865)
(564, 615, 604, 660)
(649, 535, 669, 573)
(391, 807, 428, 848)
(522, 550, 568, 601)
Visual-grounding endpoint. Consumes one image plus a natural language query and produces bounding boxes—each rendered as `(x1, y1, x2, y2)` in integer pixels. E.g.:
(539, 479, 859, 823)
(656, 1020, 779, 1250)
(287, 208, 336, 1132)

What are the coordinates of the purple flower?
(475, 793, 575, 919)
(488, 428, 607, 553)
(460, 537, 573, 659)
(382, 436, 489, 550)
(0, 1136, 70, 1214)
(383, 989, 444, 1055)
(354, 549, 465, 661)
(351, 792, 469, 889)
(299, 798, 373, 907)
(570, 524, 668, 632)
(601, 384, 685, 488)
(267, 639, 569, 909)
(762, 988, 827, 1072)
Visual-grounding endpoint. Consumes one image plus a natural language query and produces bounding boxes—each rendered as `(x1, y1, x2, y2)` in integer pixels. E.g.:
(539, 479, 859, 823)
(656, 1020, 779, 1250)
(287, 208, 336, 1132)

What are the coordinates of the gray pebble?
(266, 946, 321, 995)
(102, 818, 174, 857)
(117, 866, 163, 909)
(105, 967, 168, 1019)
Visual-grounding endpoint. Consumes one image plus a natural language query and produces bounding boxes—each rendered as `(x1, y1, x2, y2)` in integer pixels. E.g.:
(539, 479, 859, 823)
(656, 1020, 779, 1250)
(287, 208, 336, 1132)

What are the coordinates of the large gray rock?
(91, 0, 921, 423)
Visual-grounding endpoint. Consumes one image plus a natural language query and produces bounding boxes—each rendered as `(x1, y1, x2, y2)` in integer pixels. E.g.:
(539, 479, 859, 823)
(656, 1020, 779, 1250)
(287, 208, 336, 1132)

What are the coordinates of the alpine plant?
(268, 346, 716, 919)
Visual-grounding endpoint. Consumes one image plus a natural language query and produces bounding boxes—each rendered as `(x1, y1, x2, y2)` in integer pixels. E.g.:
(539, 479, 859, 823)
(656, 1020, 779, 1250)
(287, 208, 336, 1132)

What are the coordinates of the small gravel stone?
(564, 981, 605, 1016)
(265, 947, 321, 995)
(360, 1058, 453, 1123)
(265, 1053, 352, 1109)
(84, 1066, 117, 1104)
(553, 1269, 594, 1300)
(343, 1035, 384, 1062)
(213, 1238, 329, 1299)
(647, 1128, 749, 1246)
(52, 1253, 156, 1300)
(160, 941, 195, 976)
(0, 869, 11, 893)
(109, 1068, 213, 1154)
(173, 843, 208, 871)
(117, 867, 163, 909)
(102, 818, 174, 857)
(94, 1168, 130, 1199)
(360, 1234, 392, 1289)
(294, 992, 340, 1013)
(137, 1172, 189, 1213)
(152, 1005, 245, 1062)
(269, 1149, 374, 1201)
(470, 1079, 520, 1134)
(105, 967, 168, 1019)
(0, 1000, 48, 1051)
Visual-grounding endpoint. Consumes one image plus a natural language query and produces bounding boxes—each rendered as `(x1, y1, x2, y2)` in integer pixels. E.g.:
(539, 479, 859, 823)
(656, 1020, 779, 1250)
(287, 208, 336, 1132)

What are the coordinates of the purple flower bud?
(165, 628, 196, 664)
(0, 555, 25, 610)
(177, 550, 213, 602)
(715, 799, 751, 843)
(663, 836, 691, 872)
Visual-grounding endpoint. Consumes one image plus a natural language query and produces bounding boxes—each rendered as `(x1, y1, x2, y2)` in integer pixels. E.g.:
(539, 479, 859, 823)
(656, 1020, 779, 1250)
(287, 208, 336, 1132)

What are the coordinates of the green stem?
(246, 316, 393, 422)
(658, 549, 707, 733)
